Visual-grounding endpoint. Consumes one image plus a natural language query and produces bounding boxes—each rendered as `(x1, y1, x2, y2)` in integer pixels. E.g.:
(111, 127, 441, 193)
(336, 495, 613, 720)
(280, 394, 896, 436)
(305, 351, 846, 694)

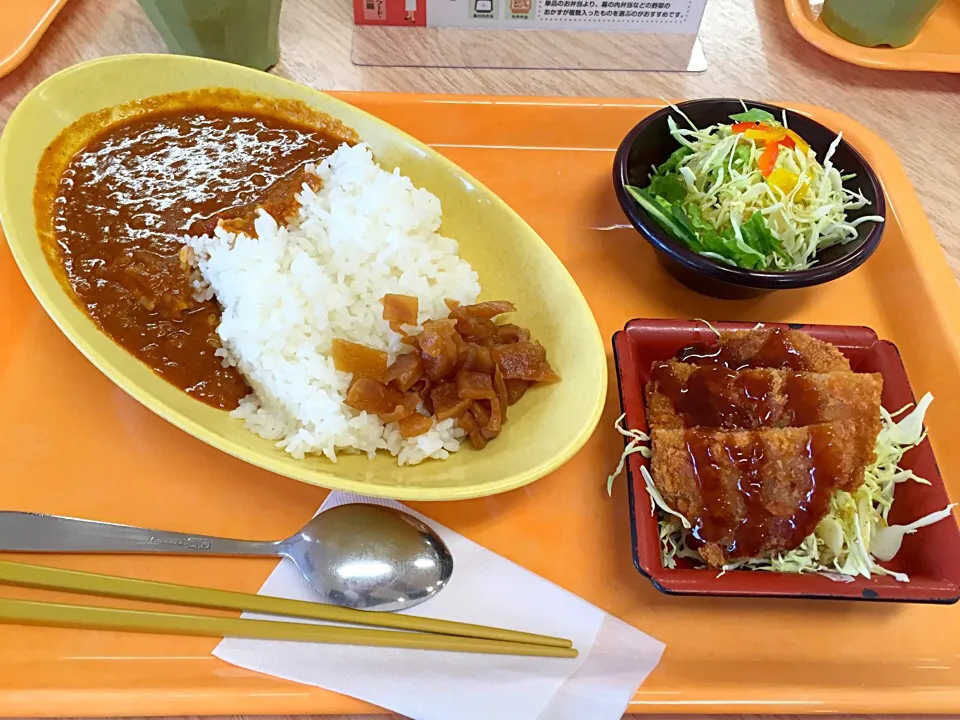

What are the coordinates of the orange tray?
(2, 92, 960, 716)
(0, 0, 68, 79)
(784, 0, 960, 73)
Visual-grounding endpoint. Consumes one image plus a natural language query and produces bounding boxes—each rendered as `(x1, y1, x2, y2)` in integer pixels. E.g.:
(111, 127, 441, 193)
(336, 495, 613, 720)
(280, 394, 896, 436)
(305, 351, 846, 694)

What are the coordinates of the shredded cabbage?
(609, 394, 957, 581)
(607, 414, 651, 496)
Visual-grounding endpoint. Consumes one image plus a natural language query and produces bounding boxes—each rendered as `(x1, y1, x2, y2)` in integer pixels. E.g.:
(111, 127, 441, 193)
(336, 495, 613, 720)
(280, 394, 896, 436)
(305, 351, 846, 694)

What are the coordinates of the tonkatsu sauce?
(684, 423, 843, 559)
(676, 327, 807, 370)
(650, 363, 827, 429)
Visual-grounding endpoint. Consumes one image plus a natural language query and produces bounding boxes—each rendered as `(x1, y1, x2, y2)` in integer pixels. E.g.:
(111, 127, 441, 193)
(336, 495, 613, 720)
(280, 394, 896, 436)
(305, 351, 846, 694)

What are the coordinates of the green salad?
(627, 105, 884, 271)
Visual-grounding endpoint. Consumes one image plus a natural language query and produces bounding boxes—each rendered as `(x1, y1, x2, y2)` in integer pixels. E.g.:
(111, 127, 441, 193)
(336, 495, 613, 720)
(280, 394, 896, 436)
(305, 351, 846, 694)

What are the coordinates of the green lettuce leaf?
(732, 143, 751, 170)
(655, 146, 692, 176)
(740, 211, 788, 264)
(729, 108, 777, 124)
(625, 185, 698, 251)
(647, 173, 687, 204)
(683, 205, 755, 267)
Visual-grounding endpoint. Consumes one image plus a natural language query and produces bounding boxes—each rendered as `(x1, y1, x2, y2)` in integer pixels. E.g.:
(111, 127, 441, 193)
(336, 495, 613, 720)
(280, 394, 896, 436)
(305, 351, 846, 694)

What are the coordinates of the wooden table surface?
(0, 1, 958, 719)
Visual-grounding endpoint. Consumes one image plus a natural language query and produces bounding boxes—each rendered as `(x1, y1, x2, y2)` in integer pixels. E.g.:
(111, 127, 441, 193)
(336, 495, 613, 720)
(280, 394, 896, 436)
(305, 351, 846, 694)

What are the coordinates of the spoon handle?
(0, 512, 283, 556)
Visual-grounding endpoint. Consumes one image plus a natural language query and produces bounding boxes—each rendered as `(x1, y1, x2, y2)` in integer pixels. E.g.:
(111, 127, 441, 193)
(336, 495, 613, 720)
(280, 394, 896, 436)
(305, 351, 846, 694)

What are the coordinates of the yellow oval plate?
(0, 54, 606, 501)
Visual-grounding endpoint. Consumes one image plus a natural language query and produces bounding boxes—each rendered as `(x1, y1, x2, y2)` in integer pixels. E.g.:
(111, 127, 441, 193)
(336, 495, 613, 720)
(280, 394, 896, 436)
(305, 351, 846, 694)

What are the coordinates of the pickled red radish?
(399, 413, 434, 438)
(381, 293, 419, 327)
(431, 382, 473, 422)
(385, 352, 423, 392)
(336, 296, 558, 452)
(332, 339, 388, 381)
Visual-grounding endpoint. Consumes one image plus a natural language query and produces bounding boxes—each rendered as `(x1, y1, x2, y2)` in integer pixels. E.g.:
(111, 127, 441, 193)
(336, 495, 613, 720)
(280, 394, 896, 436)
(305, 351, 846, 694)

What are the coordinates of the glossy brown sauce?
(651, 363, 778, 428)
(677, 327, 806, 370)
(665, 328, 845, 559)
(685, 424, 842, 559)
(781, 373, 825, 426)
(46, 104, 346, 408)
(651, 363, 826, 429)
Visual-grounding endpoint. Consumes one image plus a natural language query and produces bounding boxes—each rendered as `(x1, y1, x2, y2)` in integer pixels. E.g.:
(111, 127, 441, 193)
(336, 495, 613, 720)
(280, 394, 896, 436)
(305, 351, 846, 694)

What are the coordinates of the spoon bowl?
(0, 503, 454, 612)
(282, 505, 454, 611)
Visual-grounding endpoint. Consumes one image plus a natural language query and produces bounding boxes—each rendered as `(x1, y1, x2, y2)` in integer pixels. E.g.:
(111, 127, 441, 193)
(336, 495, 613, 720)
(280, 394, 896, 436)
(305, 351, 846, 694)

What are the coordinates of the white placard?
(355, 0, 706, 32)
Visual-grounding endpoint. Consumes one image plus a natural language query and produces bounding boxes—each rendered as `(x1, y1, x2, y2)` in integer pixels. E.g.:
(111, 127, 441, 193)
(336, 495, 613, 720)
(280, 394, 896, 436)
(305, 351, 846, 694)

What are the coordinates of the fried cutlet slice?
(645, 361, 883, 437)
(678, 327, 851, 373)
(650, 420, 871, 567)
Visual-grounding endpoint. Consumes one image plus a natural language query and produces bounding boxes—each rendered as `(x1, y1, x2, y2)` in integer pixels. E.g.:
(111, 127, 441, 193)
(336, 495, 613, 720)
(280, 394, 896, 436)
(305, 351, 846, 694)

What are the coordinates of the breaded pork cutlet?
(645, 361, 883, 438)
(677, 327, 851, 373)
(650, 420, 871, 567)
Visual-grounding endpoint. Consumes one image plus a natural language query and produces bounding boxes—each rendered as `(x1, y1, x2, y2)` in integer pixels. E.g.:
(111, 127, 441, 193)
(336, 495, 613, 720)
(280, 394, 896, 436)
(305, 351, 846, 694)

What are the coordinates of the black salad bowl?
(612, 98, 886, 299)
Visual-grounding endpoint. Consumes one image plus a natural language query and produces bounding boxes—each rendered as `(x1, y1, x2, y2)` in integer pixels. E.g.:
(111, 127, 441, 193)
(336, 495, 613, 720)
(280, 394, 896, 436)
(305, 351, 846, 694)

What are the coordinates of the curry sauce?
(35, 92, 356, 408)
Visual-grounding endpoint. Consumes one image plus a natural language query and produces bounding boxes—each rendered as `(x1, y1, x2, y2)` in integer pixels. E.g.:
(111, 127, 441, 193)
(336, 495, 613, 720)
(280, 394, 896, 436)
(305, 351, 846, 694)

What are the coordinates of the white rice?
(184, 143, 481, 465)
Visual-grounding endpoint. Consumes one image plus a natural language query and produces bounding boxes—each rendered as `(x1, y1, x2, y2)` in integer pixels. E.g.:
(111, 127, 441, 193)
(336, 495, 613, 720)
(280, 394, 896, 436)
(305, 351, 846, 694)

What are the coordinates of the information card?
(354, 0, 706, 33)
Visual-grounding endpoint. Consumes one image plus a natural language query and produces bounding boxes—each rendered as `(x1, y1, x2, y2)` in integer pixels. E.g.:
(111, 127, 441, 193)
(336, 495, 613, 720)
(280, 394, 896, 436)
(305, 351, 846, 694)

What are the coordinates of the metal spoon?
(0, 504, 453, 612)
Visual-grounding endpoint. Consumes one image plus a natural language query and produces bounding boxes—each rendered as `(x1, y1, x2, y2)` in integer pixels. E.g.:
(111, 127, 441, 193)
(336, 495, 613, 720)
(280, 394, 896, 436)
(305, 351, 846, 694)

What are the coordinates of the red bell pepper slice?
(758, 142, 780, 177)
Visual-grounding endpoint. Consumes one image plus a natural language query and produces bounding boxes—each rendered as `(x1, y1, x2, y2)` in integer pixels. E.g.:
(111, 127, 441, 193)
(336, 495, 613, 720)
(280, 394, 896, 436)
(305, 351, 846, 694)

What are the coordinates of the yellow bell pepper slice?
(743, 128, 788, 144)
(783, 129, 810, 155)
(767, 168, 809, 196)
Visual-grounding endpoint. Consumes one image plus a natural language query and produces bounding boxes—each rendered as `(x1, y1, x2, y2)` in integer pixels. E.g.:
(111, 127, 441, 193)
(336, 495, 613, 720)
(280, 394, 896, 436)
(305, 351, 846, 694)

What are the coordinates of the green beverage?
(821, 0, 943, 48)
(138, 0, 283, 71)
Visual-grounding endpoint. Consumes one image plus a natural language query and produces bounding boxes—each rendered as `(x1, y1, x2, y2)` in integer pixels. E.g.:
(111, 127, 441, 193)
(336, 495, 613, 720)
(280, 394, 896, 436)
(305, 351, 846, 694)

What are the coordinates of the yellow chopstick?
(0, 560, 572, 649)
(0, 597, 577, 658)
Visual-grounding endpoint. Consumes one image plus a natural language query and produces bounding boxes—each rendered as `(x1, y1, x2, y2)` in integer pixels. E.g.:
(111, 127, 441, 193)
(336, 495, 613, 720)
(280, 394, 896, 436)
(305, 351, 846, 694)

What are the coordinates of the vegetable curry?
(34, 90, 357, 409)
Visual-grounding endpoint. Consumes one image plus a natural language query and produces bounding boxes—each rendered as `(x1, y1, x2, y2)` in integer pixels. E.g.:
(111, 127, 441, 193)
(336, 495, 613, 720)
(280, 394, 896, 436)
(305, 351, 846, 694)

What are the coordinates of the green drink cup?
(821, 0, 943, 48)
(138, 0, 283, 71)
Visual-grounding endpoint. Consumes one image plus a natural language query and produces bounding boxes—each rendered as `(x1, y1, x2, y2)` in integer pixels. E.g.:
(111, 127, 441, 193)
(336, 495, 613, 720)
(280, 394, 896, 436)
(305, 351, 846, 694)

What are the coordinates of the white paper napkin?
(214, 492, 665, 720)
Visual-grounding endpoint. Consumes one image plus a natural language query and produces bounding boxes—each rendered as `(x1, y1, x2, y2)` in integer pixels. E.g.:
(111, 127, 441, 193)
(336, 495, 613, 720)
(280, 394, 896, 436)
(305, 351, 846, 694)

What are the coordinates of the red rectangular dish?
(613, 319, 960, 603)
